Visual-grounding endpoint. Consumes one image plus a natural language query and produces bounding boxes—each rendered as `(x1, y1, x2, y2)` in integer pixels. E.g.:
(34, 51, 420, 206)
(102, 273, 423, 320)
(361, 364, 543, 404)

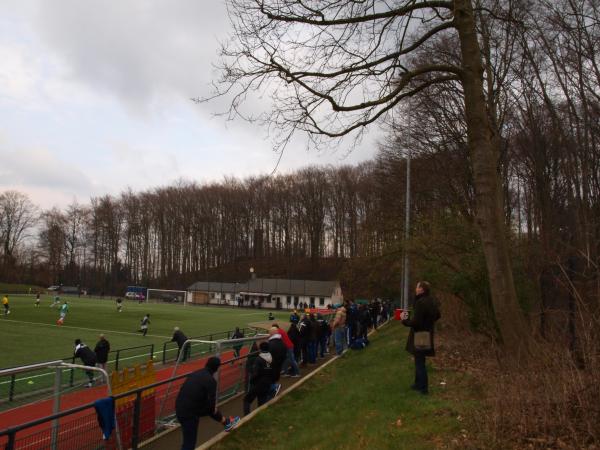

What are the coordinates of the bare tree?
(0, 191, 38, 268)
(209, 0, 529, 351)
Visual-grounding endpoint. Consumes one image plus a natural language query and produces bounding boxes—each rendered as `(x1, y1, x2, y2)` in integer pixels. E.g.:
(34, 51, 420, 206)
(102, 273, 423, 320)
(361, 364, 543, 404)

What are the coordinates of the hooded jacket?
(175, 368, 218, 419)
(75, 343, 97, 366)
(250, 351, 274, 394)
(267, 334, 287, 380)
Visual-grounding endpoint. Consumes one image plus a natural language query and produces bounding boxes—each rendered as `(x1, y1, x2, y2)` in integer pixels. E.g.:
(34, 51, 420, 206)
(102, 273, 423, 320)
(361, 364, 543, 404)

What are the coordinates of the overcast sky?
(0, 1, 378, 210)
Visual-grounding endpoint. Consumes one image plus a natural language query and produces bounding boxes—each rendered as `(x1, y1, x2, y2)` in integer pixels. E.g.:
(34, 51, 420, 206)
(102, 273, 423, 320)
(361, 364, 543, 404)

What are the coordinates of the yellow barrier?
(111, 360, 156, 407)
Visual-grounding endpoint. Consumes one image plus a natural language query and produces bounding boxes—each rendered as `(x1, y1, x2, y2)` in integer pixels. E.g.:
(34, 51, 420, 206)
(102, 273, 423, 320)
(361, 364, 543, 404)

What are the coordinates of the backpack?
(350, 337, 367, 350)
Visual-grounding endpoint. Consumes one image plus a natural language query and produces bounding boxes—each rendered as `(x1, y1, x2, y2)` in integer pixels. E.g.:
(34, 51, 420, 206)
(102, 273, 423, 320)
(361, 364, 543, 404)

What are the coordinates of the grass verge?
(213, 322, 478, 450)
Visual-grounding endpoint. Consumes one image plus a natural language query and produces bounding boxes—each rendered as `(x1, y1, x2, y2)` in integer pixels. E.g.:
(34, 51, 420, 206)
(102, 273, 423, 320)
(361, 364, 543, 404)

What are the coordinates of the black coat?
(171, 330, 188, 349)
(267, 336, 287, 381)
(402, 294, 441, 357)
(298, 318, 312, 344)
(75, 344, 97, 367)
(249, 354, 274, 394)
(287, 323, 300, 347)
(175, 368, 217, 419)
(94, 339, 110, 364)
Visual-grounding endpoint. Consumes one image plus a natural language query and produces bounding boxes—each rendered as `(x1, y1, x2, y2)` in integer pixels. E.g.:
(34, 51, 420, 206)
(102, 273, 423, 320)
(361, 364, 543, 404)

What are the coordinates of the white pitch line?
(1, 318, 171, 339)
(237, 312, 279, 316)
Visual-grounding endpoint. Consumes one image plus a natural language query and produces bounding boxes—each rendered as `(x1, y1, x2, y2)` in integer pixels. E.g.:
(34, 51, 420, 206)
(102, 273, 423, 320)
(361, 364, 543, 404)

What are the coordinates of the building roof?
(188, 278, 340, 297)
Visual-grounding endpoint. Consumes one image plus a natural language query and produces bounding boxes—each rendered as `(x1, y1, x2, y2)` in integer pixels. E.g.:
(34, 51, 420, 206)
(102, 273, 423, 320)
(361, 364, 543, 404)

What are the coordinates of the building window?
(294, 296, 299, 305)
(210, 292, 215, 299)
(319, 297, 325, 306)
(287, 296, 291, 304)
(310, 297, 315, 305)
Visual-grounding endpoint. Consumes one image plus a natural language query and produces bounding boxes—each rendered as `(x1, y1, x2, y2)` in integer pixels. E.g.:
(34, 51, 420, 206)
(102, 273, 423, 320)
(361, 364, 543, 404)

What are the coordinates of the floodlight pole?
(403, 110, 412, 311)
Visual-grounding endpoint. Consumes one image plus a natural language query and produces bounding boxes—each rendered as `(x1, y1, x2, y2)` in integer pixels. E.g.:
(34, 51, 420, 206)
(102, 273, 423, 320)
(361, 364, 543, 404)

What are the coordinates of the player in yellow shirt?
(2, 295, 10, 315)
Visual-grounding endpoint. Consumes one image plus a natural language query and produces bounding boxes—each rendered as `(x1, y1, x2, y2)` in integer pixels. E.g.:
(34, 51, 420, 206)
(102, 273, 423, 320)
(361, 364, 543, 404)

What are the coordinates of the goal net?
(145, 289, 186, 305)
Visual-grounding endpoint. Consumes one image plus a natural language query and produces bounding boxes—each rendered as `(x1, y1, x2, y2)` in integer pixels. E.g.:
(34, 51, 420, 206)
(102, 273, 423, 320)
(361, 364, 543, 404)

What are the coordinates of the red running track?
(0, 349, 247, 448)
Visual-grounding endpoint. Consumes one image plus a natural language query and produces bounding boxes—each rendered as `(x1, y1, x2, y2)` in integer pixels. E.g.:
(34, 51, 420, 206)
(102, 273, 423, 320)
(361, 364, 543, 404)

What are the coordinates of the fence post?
(149, 344, 154, 362)
(215, 342, 221, 400)
(8, 374, 15, 402)
(162, 343, 167, 364)
(51, 367, 62, 450)
(6, 431, 16, 450)
(69, 357, 75, 387)
(131, 391, 142, 450)
(115, 350, 120, 372)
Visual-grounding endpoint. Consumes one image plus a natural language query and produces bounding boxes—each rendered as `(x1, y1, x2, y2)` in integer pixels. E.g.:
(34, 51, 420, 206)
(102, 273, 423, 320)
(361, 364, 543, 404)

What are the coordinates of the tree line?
(1, 0, 599, 345)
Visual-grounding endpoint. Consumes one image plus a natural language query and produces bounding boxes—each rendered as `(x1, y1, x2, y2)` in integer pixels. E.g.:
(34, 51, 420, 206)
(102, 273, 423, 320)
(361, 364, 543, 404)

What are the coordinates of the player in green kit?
(57, 301, 69, 325)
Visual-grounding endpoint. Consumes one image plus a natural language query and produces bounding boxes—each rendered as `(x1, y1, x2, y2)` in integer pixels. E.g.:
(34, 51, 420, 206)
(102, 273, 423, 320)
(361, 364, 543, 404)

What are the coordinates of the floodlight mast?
(402, 108, 412, 311)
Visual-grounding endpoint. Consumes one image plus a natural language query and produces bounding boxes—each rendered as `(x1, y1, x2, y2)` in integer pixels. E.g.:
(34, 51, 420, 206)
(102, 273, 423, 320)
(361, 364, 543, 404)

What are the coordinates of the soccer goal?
(145, 289, 187, 305)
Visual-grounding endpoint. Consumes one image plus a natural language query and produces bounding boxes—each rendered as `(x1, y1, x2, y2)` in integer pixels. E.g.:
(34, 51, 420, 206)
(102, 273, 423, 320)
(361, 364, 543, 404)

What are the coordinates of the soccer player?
(2, 295, 10, 315)
(35, 292, 41, 307)
(51, 295, 60, 308)
(138, 313, 150, 336)
(57, 301, 69, 325)
(116, 297, 123, 313)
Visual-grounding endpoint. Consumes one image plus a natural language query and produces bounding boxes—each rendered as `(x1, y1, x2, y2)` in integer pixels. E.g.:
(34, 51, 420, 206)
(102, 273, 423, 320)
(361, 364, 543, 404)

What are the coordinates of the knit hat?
(205, 357, 221, 373)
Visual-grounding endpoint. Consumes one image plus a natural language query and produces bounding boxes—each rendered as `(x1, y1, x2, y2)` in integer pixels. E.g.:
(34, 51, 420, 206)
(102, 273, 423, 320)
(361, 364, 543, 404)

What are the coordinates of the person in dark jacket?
(287, 320, 301, 364)
(402, 281, 441, 395)
(175, 357, 240, 450)
(359, 305, 371, 343)
(267, 328, 287, 398)
(231, 327, 244, 358)
(308, 314, 318, 363)
(243, 342, 274, 415)
(298, 314, 312, 366)
(346, 300, 359, 344)
(74, 339, 97, 387)
(94, 334, 110, 371)
(172, 327, 190, 362)
(244, 341, 259, 392)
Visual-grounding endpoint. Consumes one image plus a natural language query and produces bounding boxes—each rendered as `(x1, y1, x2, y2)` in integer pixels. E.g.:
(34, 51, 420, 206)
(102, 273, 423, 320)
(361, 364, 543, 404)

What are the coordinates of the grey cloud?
(35, 0, 229, 113)
(0, 148, 96, 194)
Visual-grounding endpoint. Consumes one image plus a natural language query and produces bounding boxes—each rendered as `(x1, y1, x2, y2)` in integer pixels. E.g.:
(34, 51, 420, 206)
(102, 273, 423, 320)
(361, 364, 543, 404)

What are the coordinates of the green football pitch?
(0, 294, 291, 369)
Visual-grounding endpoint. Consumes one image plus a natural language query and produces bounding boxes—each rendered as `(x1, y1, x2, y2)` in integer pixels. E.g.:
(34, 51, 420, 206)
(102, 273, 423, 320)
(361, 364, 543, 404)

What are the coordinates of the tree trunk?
(454, 0, 530, 355)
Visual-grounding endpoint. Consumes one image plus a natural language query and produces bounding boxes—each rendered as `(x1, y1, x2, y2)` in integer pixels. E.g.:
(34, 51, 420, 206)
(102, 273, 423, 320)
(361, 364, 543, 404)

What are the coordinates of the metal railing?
(1, 326, 257, 407)
(160, 327, 258, 364)
(0, 338, 267, 450)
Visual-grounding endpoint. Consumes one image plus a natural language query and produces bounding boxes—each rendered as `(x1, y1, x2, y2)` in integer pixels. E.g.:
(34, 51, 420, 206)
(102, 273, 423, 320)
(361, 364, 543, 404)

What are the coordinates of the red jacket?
(277, 327, 294, 350)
